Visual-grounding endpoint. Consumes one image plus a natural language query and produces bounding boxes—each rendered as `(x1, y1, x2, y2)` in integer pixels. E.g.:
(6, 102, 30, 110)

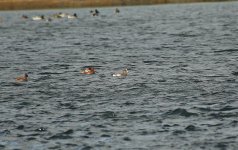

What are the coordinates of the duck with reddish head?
(80, 67, 96, 75)
(16, 73, 28, 82)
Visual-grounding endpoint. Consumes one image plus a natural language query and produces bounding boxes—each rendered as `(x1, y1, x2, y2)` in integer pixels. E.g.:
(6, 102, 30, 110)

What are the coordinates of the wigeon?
(80, 67, 96, 75)
(16, 73, 28, 82)
(112, 69, 128, 77)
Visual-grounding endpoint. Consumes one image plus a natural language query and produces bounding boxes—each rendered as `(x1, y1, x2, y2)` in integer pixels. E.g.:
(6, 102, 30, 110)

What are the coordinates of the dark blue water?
(0, 2, 238, 149)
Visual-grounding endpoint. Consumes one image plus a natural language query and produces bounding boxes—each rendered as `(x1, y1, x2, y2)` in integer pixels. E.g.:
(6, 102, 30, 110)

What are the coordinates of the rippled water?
(0, 2, 238, 149)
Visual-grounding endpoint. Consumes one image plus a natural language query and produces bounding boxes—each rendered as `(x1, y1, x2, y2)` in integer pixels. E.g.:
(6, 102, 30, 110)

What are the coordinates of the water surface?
(0, 2, 238, 149)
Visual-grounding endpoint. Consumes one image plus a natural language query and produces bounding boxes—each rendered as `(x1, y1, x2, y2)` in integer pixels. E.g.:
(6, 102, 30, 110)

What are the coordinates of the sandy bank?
(0, 0, 232, 10)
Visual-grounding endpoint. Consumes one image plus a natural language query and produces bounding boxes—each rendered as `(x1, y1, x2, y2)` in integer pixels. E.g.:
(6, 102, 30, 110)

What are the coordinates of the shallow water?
(0, 2, 238, 150)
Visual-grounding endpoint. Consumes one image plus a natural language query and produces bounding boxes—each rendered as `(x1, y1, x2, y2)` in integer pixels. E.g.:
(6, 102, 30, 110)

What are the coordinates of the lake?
(0, 2, 238, 150)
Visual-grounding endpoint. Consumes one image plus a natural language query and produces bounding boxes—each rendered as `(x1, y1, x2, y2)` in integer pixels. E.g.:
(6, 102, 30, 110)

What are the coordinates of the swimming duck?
(32, 15, 44, 21)
(91, 9, 100, 16)
(51, 13, 61, 19)
(112, 69, 128, 77)
(21, 15, 28, 19)
(80, 67, 96, 75)
(16, 73, 28, 82)
(115, 8, 120, 14)
(58, 12, 67, 18)
(67, 13, 77, 19)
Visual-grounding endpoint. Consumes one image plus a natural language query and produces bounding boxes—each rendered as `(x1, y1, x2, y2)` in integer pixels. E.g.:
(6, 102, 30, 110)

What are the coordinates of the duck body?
(67, 13, 77, 19)
(22, 15, 28, 19)
(16, 73, 28, 82)
(32, 15, 44, 21)
(58, 13, 67, 18)
(91, 9, 100, 16)
(81, 67, 96, 75)
(115, 8, 120, 14)
(112, 69, 128, 77)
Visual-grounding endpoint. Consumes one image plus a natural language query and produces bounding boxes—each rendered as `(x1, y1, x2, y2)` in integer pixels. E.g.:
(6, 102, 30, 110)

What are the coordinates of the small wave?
(169, 32, 200, 37)
(57, 102, 78, 110)
(73, 42, 81, 45)
(0, 130, 11, 136)
(77, 145, 92, 150)
(202, 123, 223, 127)
(123, 101, 135, 106)
(27, 137, 36, 141)
(185, 125, 201, 131)
(18, 101, 32, 106)
(11, 82, 27, 86)
(99, 37, 110, 41)
(214, 142, 228, 149)
(91, 124, 107, 128)
(39, 72, 62, 75)
(203, 75, 228, 78)
(153, 47, 161, 50)
(229, 120, 238, 127)
(143, 60, 158, 65)
(209, 112, 238, 118)
(231, 72, 238, 76)
(172, 130, 186, 135)
(48, 129, 74, 140)
(0, 66, 9, 69)
(16, 125, 24, 130)
(164, 108, 198, 117)
(195, 107, 212, 112)
(225, 135, 238, 140)
(0, 120, 16, 125)
(123, 137, 132, 141)
(35, 75, 52, 81)
(100, 111, 116, 119)
(219, 106, 237, 111)
(214, 48, 238, 53)
(15, 114, 33, 119)
(101, 134, 111, 137)
(65, 143, 78, 147)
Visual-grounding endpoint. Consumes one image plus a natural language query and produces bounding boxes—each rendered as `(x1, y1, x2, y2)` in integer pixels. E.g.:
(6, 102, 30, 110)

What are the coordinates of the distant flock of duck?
(15, 67, 128, 82)
(6, 7, 121, 82)
(19, 8, 120, 21)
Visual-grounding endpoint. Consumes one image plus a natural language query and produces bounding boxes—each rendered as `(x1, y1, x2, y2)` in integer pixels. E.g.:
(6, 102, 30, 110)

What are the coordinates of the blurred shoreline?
(0, 0, 233, 11)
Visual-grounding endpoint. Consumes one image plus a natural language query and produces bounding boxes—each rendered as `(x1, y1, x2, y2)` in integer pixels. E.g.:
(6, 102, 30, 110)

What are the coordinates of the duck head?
(25, 73, 28, 78)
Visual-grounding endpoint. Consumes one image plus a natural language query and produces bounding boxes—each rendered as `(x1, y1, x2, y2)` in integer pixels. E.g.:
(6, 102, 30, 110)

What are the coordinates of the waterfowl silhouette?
(80, 67, 96, 75)
(112, 69, 128, 77)
(67, 13, 77, 19)
(95, 9, 100, 15)
(115, 8, 120, 14)
(91, 9, 100, 16)
(58, 12, 67, 18)
(16, 73, 28, 82)
(52, 13, 62, 19)
(21, 15, 28, 19)
(32, 15, 44, 21)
